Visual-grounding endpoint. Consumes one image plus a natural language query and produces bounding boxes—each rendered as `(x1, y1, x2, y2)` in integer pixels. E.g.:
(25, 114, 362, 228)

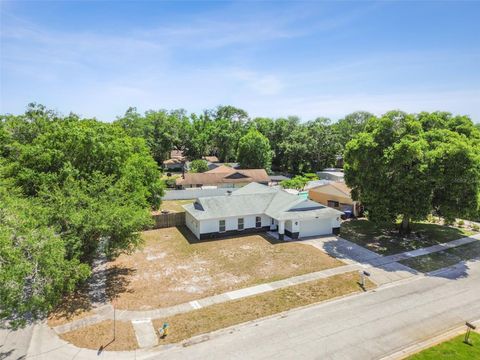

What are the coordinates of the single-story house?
(184, 182, 343, 240)
(317, 168, 344, 181)
(308, 181, 361, 217)
(176, 166, 269, 189)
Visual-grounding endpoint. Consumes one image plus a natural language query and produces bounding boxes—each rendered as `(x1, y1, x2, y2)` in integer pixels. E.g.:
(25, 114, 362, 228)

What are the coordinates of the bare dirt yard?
(106, 226, 343, 310)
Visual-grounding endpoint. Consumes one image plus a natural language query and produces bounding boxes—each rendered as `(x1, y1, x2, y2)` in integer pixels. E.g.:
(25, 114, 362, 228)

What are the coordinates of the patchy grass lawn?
(407, 332, 480, 359)
(340, 219, 475, 256)
(106, 227, 343, 310)
(158, 199, 195, 213)
(152, 271, 374, 345)
(60, 320, 138, 351)
(399, 240, 480, 273)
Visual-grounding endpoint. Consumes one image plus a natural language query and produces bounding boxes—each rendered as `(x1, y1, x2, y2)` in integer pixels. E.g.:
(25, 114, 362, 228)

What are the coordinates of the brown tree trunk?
(399, 215, 411, 235)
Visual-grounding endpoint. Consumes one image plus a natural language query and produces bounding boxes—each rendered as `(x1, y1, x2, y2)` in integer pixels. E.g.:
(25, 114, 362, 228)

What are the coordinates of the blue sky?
(1, 1, 479, 122)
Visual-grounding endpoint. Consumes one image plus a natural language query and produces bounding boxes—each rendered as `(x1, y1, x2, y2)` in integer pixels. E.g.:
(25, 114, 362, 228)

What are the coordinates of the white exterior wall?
(199, 214, 271, 235)
(331, 215, 341, 228)
(185, 211, 200, 239)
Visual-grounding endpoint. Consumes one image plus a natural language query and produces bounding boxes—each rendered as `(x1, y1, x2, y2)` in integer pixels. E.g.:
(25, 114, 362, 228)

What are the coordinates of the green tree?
(237, 129, 272, 170)
(305, 118, 341, 171)
(332, 111, 373, 148)
(189, 159, 209, 173)
(0, 183, 90, 328)
(344, 111, 480, 233)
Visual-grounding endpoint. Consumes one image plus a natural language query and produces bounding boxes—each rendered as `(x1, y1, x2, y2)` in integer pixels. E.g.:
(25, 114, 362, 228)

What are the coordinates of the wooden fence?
(151, 212, 186, 229)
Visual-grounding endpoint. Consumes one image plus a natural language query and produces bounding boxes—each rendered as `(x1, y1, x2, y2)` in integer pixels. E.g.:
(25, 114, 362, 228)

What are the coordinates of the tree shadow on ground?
(321, 238, 474, 281)
(48, 283, 93, 324)
(105, 266, 135, 302)
(340, 219, 472, 256)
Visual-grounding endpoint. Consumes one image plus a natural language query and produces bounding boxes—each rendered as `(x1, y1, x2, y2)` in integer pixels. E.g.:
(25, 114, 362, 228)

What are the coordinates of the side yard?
(400, 240, 480, 273)
(158, 199, 194, 213)
(340, 219, 475, 256)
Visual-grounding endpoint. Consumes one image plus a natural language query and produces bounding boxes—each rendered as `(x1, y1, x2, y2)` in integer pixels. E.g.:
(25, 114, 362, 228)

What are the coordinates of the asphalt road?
(16, 260, 480, 360)
(149, 261, 480, 360)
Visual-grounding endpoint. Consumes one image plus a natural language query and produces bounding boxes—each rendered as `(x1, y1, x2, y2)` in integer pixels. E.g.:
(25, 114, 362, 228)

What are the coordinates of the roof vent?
(227, 190, 232, 196)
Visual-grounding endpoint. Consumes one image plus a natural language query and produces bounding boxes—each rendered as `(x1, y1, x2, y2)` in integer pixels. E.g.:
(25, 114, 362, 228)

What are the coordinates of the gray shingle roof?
(183, 182, 343, 221)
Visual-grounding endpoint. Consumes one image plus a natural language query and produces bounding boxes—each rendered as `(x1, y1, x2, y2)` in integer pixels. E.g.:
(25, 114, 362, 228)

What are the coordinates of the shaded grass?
(340, 219, 474, 256)
(60, 320, 138, 351)
(107, 227, 344, 310)
(407, 332, 480, 359)
(152, 272, 374, 345)
(400, 240, 480, 273)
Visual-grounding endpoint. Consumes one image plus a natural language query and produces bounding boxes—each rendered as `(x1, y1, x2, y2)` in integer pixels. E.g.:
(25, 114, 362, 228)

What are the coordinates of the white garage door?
(299, 218, 332, 238)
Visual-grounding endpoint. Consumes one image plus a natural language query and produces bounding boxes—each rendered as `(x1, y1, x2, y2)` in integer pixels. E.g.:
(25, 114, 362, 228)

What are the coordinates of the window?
(219, 220, 226, 233)
(255, 216, 262, 228)
(238, 218, 244, 230)
(271, 218, 275, 225)
(327, 200, 340, 208)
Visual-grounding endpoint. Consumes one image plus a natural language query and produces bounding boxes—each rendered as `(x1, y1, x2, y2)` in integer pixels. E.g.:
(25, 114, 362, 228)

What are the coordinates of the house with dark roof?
(183, 182, 343, 240)
(176, 166, 269, 189)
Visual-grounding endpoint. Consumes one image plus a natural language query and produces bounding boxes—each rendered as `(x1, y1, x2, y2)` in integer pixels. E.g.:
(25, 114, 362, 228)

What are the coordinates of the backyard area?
(407, 332, 480, 359)
(158, 199, 194, 213)
(340, 219, 476, 256)
(399, 240, 480, 273)
(105, 227, 344, 310)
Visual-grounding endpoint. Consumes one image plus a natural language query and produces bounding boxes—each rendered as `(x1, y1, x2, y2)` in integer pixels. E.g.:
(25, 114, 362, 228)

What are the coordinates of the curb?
(380, 318, 480, 360)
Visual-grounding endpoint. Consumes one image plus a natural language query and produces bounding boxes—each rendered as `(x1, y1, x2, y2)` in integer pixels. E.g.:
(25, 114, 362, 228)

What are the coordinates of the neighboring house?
(202, 155, 219, 163)
(317, 168, 345, 181)
(176, 166, 269, 189)
(308, 181, 361, 217)
(184, 182, 343, 240)
(304, 179, 331, 190)
(163, 150, 186, 171)
(185, 161, 239, 171)
(207, 162, 239, 171)
(269, 175, 291, 186)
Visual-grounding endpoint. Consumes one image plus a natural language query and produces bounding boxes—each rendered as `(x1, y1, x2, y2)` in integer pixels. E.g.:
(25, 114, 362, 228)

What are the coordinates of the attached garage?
(299, 218, 333, 238)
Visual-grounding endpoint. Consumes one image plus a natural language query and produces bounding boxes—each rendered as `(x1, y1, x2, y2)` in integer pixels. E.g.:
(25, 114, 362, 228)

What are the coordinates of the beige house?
(308, 181, 361, 217)
(176, 166, 269, 189)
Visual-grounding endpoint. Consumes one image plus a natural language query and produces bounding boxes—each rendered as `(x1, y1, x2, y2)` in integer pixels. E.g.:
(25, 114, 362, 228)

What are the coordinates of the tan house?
(176, 166, 269, 189)
(308, 181, 361, 217)
(163, 150, 186, 170)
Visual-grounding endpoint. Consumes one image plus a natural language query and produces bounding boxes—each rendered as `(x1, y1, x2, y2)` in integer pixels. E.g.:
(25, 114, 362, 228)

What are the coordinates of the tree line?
(114, 105, 373, 173)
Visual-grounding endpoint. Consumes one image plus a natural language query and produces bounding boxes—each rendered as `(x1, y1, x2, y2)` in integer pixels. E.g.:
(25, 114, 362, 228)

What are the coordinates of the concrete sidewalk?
(26, 260, 480, 360)
(53, 262, 362, 334)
